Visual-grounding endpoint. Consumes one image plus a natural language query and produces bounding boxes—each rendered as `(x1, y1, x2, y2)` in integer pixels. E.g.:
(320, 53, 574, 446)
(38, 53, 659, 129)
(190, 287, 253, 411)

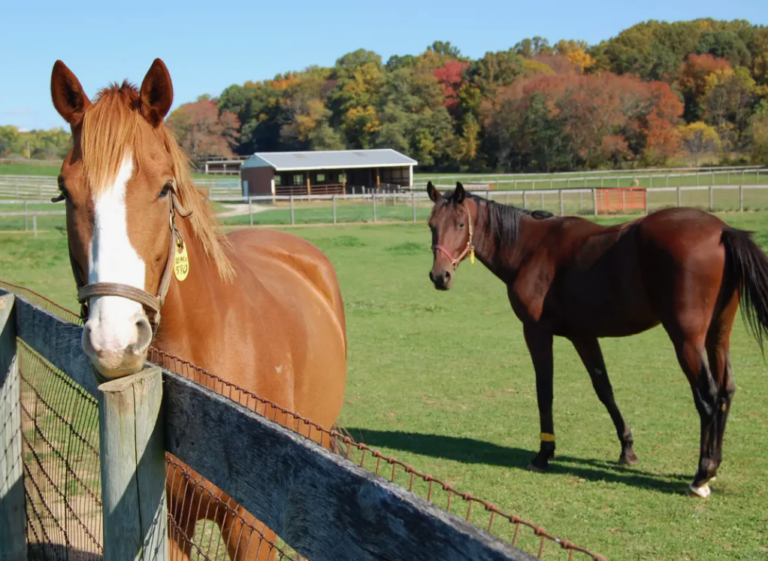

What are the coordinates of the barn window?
(316, 173, 326, 182)
(274, 175, 282, 186)
(293, 174, 304, 185)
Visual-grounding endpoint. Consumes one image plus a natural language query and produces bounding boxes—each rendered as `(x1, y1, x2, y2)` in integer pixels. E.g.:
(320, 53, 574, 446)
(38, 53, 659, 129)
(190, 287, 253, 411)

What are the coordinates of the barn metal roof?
(242, 149, 417, 171)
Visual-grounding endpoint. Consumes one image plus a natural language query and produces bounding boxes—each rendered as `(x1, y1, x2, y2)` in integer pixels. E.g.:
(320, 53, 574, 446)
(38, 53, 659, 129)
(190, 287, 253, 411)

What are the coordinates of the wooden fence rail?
(0, 290, 540, 560)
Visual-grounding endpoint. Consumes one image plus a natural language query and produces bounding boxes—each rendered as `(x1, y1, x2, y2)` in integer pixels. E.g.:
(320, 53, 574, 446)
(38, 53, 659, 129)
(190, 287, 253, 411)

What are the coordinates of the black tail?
(722, 228, 768, 352)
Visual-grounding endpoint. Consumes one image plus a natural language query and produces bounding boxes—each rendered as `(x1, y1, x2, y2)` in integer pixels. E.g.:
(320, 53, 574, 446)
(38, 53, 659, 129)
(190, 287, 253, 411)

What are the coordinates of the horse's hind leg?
(666, 329, 721, 498)
(571, 337, 637, 465)
(702, 292, 739, 490)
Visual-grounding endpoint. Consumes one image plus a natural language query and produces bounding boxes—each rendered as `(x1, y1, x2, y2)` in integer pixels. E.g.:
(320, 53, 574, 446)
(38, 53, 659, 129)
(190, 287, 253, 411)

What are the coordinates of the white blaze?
(85, 154, 146, 353)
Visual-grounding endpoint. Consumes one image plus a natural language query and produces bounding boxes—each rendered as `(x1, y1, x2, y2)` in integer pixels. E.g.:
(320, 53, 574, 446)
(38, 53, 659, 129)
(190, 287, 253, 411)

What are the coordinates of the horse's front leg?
(523, 323, 556, 472)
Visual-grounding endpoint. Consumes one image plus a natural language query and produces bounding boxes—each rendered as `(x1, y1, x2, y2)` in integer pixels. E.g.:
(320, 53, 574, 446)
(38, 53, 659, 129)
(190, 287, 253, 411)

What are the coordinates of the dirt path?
(215, 203, 268, 218)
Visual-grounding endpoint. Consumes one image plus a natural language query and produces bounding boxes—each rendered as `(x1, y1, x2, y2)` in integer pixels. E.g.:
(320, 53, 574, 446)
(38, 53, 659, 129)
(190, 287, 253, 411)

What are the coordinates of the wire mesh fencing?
(19, 339, 102, 560)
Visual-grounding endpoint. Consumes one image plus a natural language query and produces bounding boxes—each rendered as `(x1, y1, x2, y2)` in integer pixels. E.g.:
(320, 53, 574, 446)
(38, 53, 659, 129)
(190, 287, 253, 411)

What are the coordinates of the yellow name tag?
(174, 244, 190, 281)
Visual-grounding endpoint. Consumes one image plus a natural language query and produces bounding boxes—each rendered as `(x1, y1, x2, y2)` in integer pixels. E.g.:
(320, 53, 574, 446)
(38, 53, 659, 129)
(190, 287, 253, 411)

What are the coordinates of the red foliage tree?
(433, 60, 470, 112)
(486, 72, 684, 168)
(642, 82, 684, 162)
(167, 99, 240, 159)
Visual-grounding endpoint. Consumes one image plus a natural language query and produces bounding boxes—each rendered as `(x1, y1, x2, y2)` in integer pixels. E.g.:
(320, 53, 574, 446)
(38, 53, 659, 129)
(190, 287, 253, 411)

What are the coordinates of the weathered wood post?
(412, 191, 417, 222)
(99, 366, 168, 561)
(372, 193, 377, 222)
(290, 196, 295, 225)
(332, 195, 337, 225)
(33, 214, 37, 237)
(0, 294, 26, 561)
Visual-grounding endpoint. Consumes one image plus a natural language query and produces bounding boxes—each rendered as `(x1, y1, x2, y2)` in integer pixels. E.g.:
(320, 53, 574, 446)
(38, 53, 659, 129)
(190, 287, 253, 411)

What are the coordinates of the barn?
(239, 149, 418, 197)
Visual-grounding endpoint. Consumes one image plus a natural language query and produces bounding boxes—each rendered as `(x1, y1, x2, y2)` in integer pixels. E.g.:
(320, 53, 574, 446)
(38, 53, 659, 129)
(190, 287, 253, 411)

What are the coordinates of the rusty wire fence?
(19, 340, 102, 560)
(1, 280, 605, 561)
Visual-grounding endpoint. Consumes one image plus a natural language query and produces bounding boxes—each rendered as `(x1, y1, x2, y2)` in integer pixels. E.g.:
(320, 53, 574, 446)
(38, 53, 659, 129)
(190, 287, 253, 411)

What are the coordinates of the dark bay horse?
(427, 181, 768, 498)
(50, 59, 347, 558)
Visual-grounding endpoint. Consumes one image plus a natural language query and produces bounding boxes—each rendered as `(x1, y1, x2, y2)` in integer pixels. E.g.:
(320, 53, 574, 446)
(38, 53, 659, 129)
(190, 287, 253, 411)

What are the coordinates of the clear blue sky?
(1, 0, 765, 130)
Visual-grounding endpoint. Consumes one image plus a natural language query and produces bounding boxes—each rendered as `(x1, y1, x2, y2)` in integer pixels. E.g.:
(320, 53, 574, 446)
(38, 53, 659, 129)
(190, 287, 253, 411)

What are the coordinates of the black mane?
(440, 189, 554, 245)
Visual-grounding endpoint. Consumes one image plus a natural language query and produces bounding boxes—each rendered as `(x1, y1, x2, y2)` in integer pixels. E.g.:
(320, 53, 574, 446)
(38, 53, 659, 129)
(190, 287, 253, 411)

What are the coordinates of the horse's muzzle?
(429, 269, 452, 291)
(82, 312, 153, 379)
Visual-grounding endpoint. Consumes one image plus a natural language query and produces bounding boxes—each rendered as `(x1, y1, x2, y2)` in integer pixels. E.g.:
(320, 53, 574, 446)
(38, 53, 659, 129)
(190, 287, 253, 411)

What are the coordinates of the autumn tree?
(167, 98, 240, 159)
(433, 60, 470, 113)
(701, 66, 757, 149)
(514, 37, 553, 58)
(679, 121, 720, 165)
(678, 54, 733, 121)
(642, 83, 684, 164)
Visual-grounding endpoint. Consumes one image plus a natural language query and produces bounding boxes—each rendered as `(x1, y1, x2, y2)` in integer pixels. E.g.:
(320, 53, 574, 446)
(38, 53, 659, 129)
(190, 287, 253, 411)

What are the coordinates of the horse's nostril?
(134, 316, 152, 354)
(444, 271, 452, 283)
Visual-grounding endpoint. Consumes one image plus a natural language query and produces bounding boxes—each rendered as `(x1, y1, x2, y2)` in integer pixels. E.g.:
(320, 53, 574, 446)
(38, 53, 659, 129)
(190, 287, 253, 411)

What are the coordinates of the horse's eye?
(159, 182, 172, 199)
(458, 222, 465, 230)
(52, 177, 70, 203)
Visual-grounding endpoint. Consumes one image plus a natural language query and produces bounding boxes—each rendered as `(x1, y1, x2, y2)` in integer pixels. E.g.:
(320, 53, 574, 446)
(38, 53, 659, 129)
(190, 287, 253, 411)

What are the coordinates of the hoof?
(687, 482, 711, 498)
(618, 454, 639, 466)
(526, 462, 548, 473)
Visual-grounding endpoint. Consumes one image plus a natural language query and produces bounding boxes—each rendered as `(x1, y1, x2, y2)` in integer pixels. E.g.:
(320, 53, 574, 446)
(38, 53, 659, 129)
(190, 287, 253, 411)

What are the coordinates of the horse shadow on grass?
(346, 428, 691, 495)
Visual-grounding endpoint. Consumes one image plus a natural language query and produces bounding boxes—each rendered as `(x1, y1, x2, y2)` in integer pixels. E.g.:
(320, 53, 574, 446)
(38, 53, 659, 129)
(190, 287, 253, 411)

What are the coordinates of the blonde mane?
(81, 82, 234, 282)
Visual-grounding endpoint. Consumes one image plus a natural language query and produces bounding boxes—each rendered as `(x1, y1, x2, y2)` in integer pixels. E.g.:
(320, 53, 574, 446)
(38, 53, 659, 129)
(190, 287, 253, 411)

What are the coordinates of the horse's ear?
(427, 181, 441, 203)
(455, 182, 466, 204)
(139, 58, 174, 127)
(51, 61, 90, 126)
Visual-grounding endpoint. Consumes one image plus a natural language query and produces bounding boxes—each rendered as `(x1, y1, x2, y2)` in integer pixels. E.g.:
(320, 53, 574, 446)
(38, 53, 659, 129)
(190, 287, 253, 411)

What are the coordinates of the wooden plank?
(163, 373, 537, 561)
(99, 367, 168, 561)
(0, 294, 26, 561)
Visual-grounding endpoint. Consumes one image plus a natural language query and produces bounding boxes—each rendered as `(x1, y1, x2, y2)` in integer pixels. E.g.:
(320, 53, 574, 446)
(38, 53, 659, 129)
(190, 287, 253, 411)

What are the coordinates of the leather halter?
(431, 206, 474, 270)
(72, 186, 191, 333)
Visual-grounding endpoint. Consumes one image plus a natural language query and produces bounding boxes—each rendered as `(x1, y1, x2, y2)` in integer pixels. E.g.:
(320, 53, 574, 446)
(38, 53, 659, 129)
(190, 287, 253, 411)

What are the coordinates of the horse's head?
(427, 181, 475, 291)
(51, 59, 188, 379)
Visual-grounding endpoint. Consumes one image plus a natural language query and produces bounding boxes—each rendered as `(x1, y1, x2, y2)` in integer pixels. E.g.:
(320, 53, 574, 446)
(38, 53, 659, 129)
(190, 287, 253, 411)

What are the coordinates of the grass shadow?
(346, 428, 692, 495)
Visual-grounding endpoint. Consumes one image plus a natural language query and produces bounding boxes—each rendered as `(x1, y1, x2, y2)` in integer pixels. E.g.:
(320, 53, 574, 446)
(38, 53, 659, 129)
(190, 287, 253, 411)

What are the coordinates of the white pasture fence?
(4, 186, 768, 232)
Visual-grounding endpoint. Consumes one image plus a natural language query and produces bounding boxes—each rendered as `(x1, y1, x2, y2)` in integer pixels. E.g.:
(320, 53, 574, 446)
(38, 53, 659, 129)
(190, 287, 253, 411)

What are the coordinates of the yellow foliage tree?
(522, 59, 555, 76)
(342, 106, 380, 148)
(678, 121, 720, 165)
(566, 49, 595, 74)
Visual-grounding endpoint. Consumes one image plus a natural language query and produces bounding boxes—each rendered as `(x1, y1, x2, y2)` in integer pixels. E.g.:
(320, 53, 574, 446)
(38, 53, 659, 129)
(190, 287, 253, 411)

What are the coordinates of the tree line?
(3, 19, 767, 171)
(0, 126, 71, 161)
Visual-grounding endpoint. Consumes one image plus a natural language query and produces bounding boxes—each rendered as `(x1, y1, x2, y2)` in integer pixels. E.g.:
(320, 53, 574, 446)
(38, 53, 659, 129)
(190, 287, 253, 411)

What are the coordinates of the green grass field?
(2, 213, 768, 560)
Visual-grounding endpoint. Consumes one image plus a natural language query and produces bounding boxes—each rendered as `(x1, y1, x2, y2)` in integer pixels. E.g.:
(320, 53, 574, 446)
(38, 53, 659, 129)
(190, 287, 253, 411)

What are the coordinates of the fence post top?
(98, 366, 163, 393)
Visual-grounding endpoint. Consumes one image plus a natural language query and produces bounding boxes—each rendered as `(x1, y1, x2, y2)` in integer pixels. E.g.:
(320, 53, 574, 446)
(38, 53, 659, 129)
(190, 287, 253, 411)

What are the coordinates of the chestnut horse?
(50, 59, 347, 559)
(427, 181, 768, 498)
